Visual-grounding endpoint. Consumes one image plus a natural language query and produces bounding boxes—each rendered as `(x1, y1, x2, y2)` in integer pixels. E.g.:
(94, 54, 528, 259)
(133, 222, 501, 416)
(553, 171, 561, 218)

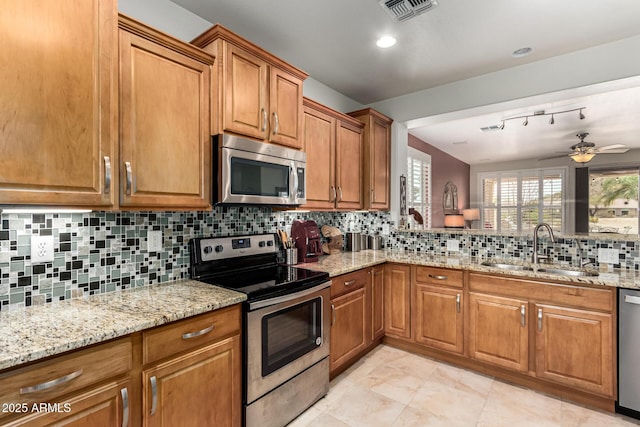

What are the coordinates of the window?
(479, 168, 565, 232)
(407, 148, 431, 228)
(589, 168, 639, 234)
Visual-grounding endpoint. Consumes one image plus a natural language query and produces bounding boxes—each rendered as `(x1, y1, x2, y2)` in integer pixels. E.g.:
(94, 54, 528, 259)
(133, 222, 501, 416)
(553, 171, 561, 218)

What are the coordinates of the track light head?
(579, 109, 585, 120)
(523, 117, 528, 126)
(499, 121, 505, 130)
(549, 115, 555, 125)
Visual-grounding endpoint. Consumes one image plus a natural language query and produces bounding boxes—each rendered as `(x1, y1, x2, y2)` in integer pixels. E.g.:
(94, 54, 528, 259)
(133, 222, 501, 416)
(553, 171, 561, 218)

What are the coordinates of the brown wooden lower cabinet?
(414, 283, 464, 354)
(468, 292, 529, 372)
(330, 287, 367, 375)
(534, 303, 613, 396)
(383, 264, 411, 339)
(369, 266, 385, 342)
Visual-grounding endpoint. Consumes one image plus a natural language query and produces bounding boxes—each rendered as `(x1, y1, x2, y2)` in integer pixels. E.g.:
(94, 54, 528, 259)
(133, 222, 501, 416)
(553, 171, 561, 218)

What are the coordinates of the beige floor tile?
(349, 364, 427, 404)
(288, 406, 323, 427)
(323, 383, 406, 427)
(561, 401, 640, 426)
(303, 412, 351, 427)
(392, 405, 477, 427)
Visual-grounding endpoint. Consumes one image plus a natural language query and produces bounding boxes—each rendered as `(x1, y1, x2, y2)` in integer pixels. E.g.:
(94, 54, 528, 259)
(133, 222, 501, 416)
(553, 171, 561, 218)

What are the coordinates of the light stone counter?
(299, 249, 640, 290)
(0, 279, 245, 371)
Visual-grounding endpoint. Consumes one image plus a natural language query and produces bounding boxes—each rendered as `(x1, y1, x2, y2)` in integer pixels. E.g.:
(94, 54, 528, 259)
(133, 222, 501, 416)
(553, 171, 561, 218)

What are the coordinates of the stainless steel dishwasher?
(617, 288, 640, 419)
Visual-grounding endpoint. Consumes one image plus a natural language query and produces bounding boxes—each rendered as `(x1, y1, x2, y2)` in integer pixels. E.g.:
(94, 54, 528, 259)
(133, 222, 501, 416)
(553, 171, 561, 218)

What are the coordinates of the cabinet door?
(3, 380, 131, 427)
(330, 288, 367, 374)
(143, 335, 241, 427)
(302, 104, 336, 209)
(534, 304, 613, 396)
(369, 117, 391, 210)
(335, 121, 363, 210)
(223, 44, 268, 140)
(414, 283, 463, 354)
(0, 0, 116, 206)
(468, 293, 529, 372)
(269, 68, 303, 149)
(384, 264, 411, 339)
(370, 266, 385, 342)
(119, 30, 212, 208)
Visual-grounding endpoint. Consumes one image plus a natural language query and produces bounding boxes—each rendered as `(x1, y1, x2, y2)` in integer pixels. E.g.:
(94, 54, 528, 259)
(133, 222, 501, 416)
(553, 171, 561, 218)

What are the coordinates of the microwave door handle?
(291, 161, 299, 203)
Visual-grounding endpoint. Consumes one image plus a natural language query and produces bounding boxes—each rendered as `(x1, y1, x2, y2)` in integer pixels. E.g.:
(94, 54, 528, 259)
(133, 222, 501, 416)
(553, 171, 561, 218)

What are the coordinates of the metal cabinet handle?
(104, 156, 111, 194)
(182, 324, 215, 340)
(124, 161, 132, 196)
(20, 369, 83, 394)
(456, 294, 461, 313)
(521, 305, 526, 327)
(624, 295, 640, 305)
(537, 308, 543, 331)
(261, 108, 267, 132)
(150, 376, 158, 416)
(330, 185, 337, 202)
(428, 274, 448, 281)
(337, 186, 343, 202)
(344, 280, 356, 287)
(121, 387, 129, 427)
(273, 111, 279, 135)
(331, 304, 336, 326)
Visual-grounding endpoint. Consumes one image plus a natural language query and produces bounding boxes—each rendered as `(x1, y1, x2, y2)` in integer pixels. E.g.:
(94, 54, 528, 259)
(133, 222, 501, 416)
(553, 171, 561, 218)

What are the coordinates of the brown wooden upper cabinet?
(192, 25, 307, 150)
(119, 15, 214, 209)
(348, 109, 393, 211)
(302, 98, 364, 210)
(0, 0, 117, 207)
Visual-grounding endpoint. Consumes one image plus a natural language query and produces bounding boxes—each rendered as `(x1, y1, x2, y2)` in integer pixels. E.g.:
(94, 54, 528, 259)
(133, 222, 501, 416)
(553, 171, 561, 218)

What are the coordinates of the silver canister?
(360, 234, 368, 250)
(346, 232, 361, 252)
(285, 248, 298, 265)
(368, 235, 383, 250)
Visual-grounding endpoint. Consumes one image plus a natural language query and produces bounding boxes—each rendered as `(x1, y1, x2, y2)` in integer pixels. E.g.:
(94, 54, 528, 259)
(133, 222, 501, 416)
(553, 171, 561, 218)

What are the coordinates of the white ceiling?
(169, 0, 640, 165)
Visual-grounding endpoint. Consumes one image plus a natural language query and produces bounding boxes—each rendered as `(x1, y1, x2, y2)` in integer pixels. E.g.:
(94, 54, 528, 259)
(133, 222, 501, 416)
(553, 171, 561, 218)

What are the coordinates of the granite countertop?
(299, 249, 640, 289)
(0, 279, 245, 371)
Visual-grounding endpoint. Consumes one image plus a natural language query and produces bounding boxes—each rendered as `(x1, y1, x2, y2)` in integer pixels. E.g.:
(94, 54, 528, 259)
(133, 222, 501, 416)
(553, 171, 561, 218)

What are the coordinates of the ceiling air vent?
(379, 0, 438, 22)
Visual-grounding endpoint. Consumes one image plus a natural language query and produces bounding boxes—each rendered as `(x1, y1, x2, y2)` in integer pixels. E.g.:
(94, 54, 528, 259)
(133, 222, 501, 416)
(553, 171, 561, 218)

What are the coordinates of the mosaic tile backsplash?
(1, 207, 637, 311)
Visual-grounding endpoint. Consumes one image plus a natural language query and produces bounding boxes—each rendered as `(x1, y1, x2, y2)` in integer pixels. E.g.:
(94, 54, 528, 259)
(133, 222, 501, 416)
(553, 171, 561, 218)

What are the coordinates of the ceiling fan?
(540, 132, 629, 164)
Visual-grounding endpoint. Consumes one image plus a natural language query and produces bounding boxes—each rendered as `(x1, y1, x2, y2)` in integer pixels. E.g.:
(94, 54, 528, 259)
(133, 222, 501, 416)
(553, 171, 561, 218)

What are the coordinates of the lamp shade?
(462, 208, 480, 221)
(444, 214, 465, 228)
(569, 152, 595, 164)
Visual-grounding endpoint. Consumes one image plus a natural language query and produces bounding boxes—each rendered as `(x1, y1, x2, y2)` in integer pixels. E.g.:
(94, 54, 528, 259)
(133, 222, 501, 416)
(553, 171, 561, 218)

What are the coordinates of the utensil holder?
(285, 248, 298, 265)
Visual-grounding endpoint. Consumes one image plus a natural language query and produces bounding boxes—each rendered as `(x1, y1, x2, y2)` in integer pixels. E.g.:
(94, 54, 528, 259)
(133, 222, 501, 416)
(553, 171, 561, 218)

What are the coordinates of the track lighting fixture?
(490, 107, 586, 131)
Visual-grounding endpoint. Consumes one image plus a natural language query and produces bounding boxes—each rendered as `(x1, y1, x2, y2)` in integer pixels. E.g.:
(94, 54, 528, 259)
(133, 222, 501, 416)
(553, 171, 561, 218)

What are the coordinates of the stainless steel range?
(189, 233, 330, 427)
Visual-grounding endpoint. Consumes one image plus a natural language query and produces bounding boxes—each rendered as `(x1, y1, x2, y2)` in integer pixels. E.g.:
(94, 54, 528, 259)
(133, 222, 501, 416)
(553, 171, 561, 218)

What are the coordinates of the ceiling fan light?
(569, 151, 595, 164)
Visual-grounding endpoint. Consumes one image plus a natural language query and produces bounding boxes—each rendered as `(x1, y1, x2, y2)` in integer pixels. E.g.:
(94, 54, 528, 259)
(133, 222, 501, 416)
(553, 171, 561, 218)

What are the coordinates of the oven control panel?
(197, 233, 277, 262)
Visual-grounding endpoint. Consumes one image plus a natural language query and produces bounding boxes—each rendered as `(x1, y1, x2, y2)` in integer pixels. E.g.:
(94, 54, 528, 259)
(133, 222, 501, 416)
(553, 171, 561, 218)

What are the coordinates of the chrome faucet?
(574, 238, 593, 267)
(532, 223, 556, 264)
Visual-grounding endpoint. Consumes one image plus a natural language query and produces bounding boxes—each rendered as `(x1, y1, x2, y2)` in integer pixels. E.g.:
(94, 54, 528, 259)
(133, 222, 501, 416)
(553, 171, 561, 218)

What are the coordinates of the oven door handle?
(249, 281, 331, 310)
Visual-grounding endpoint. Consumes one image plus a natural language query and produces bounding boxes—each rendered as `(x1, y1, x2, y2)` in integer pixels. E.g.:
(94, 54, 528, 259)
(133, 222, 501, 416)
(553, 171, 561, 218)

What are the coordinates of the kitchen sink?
(480, 261, 534, 271)
(536, 267, 599, 277)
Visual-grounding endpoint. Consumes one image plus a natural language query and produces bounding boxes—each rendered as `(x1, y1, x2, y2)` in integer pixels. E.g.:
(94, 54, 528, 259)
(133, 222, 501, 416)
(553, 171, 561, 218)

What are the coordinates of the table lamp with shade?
(444, 214, 465, 229)
(462, 208, 480, 229)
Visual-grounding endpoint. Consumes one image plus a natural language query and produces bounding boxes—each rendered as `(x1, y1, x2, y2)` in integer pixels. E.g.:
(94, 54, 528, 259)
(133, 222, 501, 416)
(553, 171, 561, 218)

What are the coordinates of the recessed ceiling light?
(512, 47, 533, 58)
(376, 35, 396, 48)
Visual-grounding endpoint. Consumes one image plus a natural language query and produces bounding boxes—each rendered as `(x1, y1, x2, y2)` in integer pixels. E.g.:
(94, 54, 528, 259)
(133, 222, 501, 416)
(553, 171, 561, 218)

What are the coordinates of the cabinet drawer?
(414, 266, 463, 288)
(331, 269, 368, 298)
(143, 305, 241, 365)
(0, 338, 131, 420)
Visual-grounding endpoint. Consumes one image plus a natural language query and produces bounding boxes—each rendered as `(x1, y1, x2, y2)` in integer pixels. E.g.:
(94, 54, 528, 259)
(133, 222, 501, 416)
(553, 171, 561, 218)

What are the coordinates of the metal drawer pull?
(428, 274, 448, 280)
(625, 295, 640, 305)
(124, 161, 132, 196)
(331, 304, 336, 326)
(182, 324, 215, 340)
(104, 156, 111, 194)
(150, 376, 158, 416)
(121, 387, 129, 427)
(344, 280, 356, 287)
(456, 294, 461, 313)
(537, 308, 543, 331)
(273, 111, 279, 135)
(20, 369, 83, 394)
(261, 108, 267, 132)
(521, 305, 526, 327)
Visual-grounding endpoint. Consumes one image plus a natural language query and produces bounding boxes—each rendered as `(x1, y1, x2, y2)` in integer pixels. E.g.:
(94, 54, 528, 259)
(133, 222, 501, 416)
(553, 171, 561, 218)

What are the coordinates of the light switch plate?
(598, 248, 619, 264)
(31, 235, 54, 264)
(447, 239, 460, 252)
(148, 230, 163, 252)
(381, 224, 390, 236)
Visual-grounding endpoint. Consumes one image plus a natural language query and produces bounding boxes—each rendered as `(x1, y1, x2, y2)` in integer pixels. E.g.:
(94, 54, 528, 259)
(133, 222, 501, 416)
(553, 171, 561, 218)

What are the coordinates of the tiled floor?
(289, 345, 640, 427)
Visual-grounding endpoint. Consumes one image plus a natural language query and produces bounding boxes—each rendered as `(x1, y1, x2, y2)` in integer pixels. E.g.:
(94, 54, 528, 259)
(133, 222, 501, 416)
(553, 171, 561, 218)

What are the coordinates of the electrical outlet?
(447, 239, 460, 252)
(31, 235, 54, 264)
(381, 224, 390, 236)
(598, 248, 619, 264)
(148, 230, 163, 252)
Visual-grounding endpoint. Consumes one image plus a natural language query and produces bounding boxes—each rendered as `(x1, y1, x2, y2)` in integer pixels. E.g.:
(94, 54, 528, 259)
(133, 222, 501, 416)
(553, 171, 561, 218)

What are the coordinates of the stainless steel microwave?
(214, 134, 306, 206)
